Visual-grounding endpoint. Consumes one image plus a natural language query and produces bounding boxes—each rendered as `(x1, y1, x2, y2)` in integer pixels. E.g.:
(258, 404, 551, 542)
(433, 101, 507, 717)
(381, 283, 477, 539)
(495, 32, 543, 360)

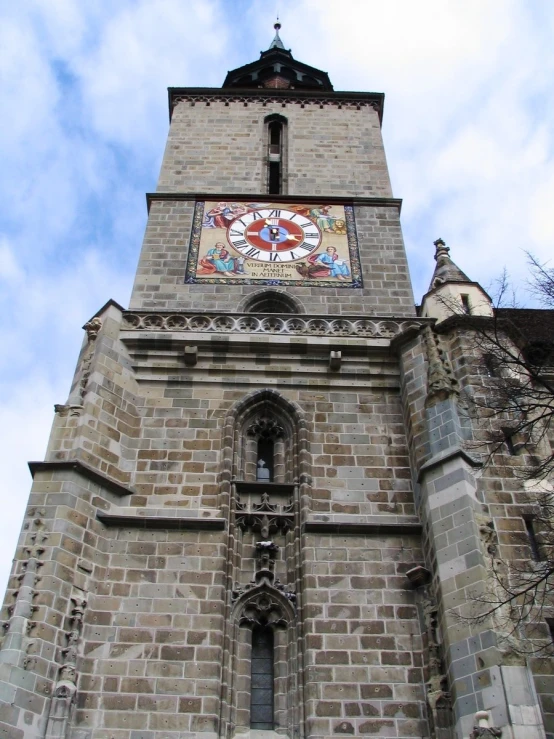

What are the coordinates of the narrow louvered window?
(265, 114, 287, 195)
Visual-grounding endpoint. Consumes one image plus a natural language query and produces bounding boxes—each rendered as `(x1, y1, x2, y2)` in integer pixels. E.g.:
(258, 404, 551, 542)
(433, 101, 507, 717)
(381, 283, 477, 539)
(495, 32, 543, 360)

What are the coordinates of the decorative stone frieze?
(122, 310, 423, 339)
(236, 492, 294, 537)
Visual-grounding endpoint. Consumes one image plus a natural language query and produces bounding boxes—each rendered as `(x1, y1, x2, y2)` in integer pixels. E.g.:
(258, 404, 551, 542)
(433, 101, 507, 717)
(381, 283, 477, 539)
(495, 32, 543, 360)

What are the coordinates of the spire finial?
(433, 238, 450, 264)
(269, 17, 285, 49)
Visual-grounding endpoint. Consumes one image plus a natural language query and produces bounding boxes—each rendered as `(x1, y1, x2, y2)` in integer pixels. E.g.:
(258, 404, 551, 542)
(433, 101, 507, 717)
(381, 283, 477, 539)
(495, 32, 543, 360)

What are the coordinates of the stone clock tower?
(1, 23, 552, 739)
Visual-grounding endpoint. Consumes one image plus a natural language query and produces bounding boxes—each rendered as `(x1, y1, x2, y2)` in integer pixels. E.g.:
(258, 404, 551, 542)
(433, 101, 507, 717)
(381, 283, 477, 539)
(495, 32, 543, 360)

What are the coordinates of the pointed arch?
(232, 581, 296, 628)
(222, 388, 310, 485)
(229, 582, 299, 734)
(238, 288, 305, 315)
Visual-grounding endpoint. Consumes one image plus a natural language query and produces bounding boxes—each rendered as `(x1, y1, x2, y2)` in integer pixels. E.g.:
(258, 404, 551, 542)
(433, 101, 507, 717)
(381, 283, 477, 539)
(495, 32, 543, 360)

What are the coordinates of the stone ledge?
(28, 460, 134, 498)
(303, 517, 422, 536)
(417, 447, 482, 483)
(147, 191, 401, 209)
(96, 511, 225, 530)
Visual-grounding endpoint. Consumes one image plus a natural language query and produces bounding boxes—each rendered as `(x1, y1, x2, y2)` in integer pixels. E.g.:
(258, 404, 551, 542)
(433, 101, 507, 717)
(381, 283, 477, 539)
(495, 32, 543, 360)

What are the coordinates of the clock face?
(227, 208, 322, 263)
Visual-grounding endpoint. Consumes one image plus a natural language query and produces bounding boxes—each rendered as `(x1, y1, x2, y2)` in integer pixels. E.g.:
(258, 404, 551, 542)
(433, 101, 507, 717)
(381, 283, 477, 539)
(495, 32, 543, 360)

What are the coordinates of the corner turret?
(420, 238, 493, 322)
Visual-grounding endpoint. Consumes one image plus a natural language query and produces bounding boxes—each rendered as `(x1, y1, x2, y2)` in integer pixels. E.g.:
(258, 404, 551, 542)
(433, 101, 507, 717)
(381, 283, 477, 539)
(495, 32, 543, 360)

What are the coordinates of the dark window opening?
(503, 427, 523, 456)
(250, 626, 274, 729)
(460, 294, 471, 314)
(505, 433, 516, 456)
(244, 290, 299, 314)
(257, 438, 274, 481)
(267, 120, 283, 194)
(523, 341, 553, 367)
(546, 618, 554, 643)
(268, 161, 281, 194)
(269, 121, 281, 149)
(483, 353, 500, 377)
(524, 516, 542, 561)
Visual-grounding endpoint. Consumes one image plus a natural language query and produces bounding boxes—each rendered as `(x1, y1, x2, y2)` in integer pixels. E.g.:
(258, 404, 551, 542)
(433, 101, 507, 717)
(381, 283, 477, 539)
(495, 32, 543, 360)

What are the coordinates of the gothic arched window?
(219, 389, 310, 737)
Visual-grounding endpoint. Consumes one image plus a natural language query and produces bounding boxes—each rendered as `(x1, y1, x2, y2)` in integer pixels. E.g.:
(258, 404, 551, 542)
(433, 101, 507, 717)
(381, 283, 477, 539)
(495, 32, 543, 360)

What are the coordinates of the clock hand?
(286, 234, 300, 241)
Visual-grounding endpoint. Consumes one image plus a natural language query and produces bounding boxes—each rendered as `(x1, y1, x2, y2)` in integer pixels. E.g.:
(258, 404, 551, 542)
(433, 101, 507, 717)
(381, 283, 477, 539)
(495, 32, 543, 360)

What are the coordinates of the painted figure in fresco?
(204, 203, 234, 228)
(197, 242, 237, 274)
(204, 202, 251, 229)
(308, 246, 350, 280)
(310, 205, 336, 233)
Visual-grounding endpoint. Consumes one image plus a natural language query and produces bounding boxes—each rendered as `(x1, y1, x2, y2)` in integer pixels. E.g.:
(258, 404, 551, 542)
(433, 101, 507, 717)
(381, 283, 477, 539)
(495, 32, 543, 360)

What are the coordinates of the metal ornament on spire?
(270, 17, 285, 50)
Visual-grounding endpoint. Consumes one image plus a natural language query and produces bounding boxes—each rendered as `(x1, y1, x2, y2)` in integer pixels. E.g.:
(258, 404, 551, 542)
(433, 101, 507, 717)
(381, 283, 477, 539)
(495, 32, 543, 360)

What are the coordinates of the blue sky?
(1, 0, 554, 594)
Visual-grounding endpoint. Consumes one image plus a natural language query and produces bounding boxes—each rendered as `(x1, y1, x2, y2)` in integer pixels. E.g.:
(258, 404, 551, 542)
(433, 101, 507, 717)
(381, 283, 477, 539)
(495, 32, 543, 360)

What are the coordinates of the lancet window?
(264, 114, 287, 195)
(250, 625, 275, 729)
(219, 389, 310, 737)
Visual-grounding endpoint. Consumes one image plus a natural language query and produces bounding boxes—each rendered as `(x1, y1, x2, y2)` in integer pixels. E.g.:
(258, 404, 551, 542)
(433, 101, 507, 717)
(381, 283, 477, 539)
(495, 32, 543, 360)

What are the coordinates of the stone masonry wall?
(158, 100, 392, 198)
(302, 532, 427, 739)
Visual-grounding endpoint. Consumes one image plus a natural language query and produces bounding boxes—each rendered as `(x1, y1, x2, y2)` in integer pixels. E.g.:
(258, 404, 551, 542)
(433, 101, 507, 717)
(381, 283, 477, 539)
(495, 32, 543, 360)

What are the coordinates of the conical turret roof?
(427, 238, 471, 292)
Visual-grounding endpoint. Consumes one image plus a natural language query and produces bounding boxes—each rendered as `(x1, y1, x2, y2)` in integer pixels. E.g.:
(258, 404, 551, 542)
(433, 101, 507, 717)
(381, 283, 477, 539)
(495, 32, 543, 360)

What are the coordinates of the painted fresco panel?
(185, 201, 362, 287)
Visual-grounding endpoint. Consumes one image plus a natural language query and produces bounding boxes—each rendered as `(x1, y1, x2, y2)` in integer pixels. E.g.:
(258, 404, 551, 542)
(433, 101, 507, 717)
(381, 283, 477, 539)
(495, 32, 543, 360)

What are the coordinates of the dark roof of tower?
(427, 238, 472, 292)
(222, 22, 333, 91)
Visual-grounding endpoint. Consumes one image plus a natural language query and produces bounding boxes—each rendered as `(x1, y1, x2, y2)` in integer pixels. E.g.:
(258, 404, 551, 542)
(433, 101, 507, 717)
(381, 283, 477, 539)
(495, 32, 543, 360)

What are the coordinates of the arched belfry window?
(240, 289, 304, 314)
(264, 114, 287, 195)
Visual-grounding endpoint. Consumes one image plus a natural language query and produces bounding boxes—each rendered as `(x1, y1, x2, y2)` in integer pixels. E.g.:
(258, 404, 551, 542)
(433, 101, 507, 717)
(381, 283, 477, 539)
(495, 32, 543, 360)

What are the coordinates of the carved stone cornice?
(168, 87, 384, 122)
(122, 311, 425, 341)
(146, 192, 404, 212)
(97, 512, 225, 531)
